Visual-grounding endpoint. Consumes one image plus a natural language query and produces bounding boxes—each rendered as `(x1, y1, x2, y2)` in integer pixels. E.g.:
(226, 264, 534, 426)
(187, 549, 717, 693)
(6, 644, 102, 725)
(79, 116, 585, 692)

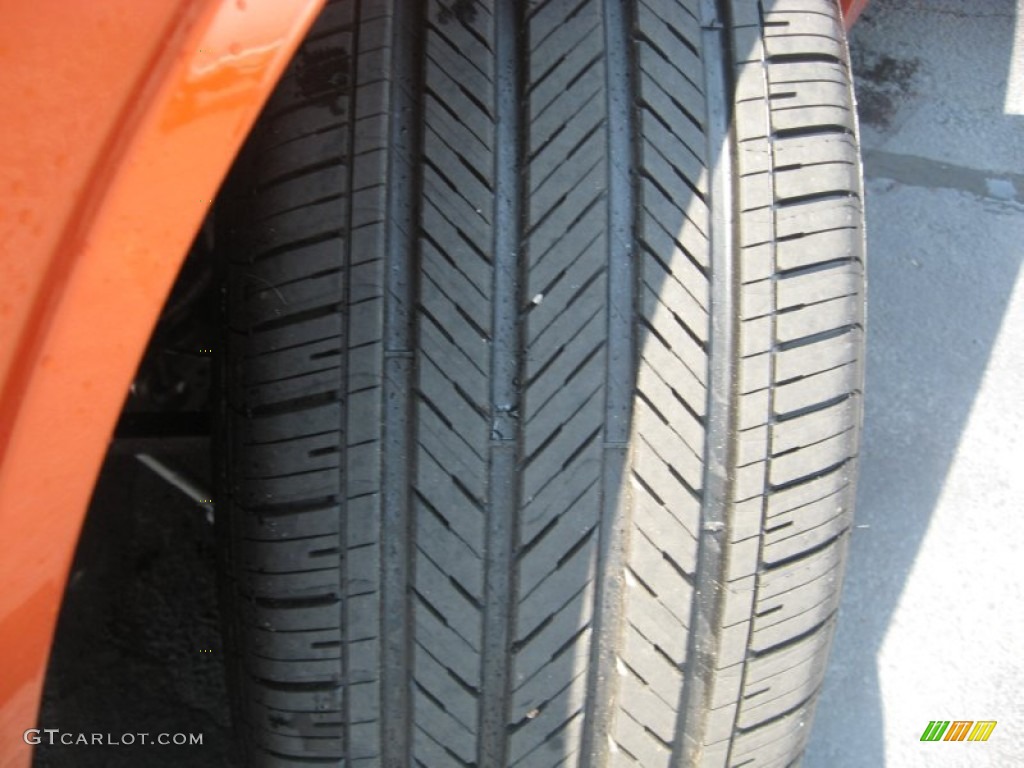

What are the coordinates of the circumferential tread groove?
(378, 1, 423, 764)
(577, 0, 636, 762)
(217, 0, 864, 765)
(476, 12, 522, 759)
(673, 2, 736, 764)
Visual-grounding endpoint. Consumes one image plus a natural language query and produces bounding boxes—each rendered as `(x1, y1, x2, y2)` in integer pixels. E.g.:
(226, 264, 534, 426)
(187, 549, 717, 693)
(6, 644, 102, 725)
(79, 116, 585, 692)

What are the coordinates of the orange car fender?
(0, 1, 325, 764)
(841, 0, 869, 28)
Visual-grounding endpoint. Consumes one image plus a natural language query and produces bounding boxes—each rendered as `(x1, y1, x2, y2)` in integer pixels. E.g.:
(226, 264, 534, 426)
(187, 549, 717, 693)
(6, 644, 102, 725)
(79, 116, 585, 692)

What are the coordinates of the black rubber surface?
(216, 1, 865, 766)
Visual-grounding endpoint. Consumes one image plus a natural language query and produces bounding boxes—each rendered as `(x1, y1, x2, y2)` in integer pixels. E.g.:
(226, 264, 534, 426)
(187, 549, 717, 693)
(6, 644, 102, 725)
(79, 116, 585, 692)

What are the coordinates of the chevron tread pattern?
(218, 0, 865, 766)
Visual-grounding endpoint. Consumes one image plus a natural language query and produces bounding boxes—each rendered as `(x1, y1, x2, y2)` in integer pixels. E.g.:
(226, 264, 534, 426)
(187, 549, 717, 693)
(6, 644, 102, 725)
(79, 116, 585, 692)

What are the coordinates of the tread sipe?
(216, 0, 865, 766)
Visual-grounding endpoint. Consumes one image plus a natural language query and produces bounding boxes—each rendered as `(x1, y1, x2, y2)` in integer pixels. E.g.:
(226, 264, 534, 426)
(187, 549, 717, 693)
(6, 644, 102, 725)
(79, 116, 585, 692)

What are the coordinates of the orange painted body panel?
(0, 1, 325, 765)
(841, 0, 870, 28)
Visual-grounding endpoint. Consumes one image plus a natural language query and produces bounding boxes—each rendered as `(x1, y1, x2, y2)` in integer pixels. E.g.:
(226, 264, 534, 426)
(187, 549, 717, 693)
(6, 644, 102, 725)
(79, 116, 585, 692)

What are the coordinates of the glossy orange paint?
(0, 0, 324, 764)
(841, 0, 870, 28)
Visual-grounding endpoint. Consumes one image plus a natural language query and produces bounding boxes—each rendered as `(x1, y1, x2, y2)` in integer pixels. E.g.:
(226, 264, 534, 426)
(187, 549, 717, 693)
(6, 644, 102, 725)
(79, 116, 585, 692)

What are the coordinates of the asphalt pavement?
(33, 2, 1024, 767)
(805, 1, 1024, 766)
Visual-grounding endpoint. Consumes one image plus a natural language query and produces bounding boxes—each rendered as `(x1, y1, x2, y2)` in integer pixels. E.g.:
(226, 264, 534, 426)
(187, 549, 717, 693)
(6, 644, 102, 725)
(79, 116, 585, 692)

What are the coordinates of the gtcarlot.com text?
(24, 729, 203, 746)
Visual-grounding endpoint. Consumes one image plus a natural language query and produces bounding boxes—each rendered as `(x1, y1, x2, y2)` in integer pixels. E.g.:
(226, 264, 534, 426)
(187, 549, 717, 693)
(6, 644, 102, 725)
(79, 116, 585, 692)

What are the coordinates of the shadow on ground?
(806, 1, 1024, 766)
(33, 453, 236, 768)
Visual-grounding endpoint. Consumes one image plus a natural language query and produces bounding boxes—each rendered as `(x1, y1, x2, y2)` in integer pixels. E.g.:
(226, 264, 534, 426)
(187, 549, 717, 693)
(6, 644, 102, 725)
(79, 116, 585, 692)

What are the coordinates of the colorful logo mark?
(920, 720, 997, 742)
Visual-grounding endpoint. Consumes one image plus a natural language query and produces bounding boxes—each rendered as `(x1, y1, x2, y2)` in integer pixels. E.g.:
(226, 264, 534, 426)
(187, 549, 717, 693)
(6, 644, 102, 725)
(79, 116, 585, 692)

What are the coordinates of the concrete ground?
(805, 1, 1024, 766)
(33, 2, 1024, 767)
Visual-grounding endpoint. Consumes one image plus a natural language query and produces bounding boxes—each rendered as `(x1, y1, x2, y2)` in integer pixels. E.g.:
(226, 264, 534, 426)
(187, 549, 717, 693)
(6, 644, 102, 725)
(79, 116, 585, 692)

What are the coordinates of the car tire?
(215, 0, 865, 765)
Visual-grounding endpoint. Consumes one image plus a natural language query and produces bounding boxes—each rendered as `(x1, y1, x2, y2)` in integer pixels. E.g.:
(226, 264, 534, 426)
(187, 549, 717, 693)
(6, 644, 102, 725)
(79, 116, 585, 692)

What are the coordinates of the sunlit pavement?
(805, 1, 1024, 766)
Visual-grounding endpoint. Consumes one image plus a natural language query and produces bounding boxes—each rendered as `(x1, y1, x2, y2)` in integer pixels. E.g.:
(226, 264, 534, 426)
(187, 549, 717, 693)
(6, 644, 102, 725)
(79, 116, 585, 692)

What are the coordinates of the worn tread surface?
(217, 0, 864, 766)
